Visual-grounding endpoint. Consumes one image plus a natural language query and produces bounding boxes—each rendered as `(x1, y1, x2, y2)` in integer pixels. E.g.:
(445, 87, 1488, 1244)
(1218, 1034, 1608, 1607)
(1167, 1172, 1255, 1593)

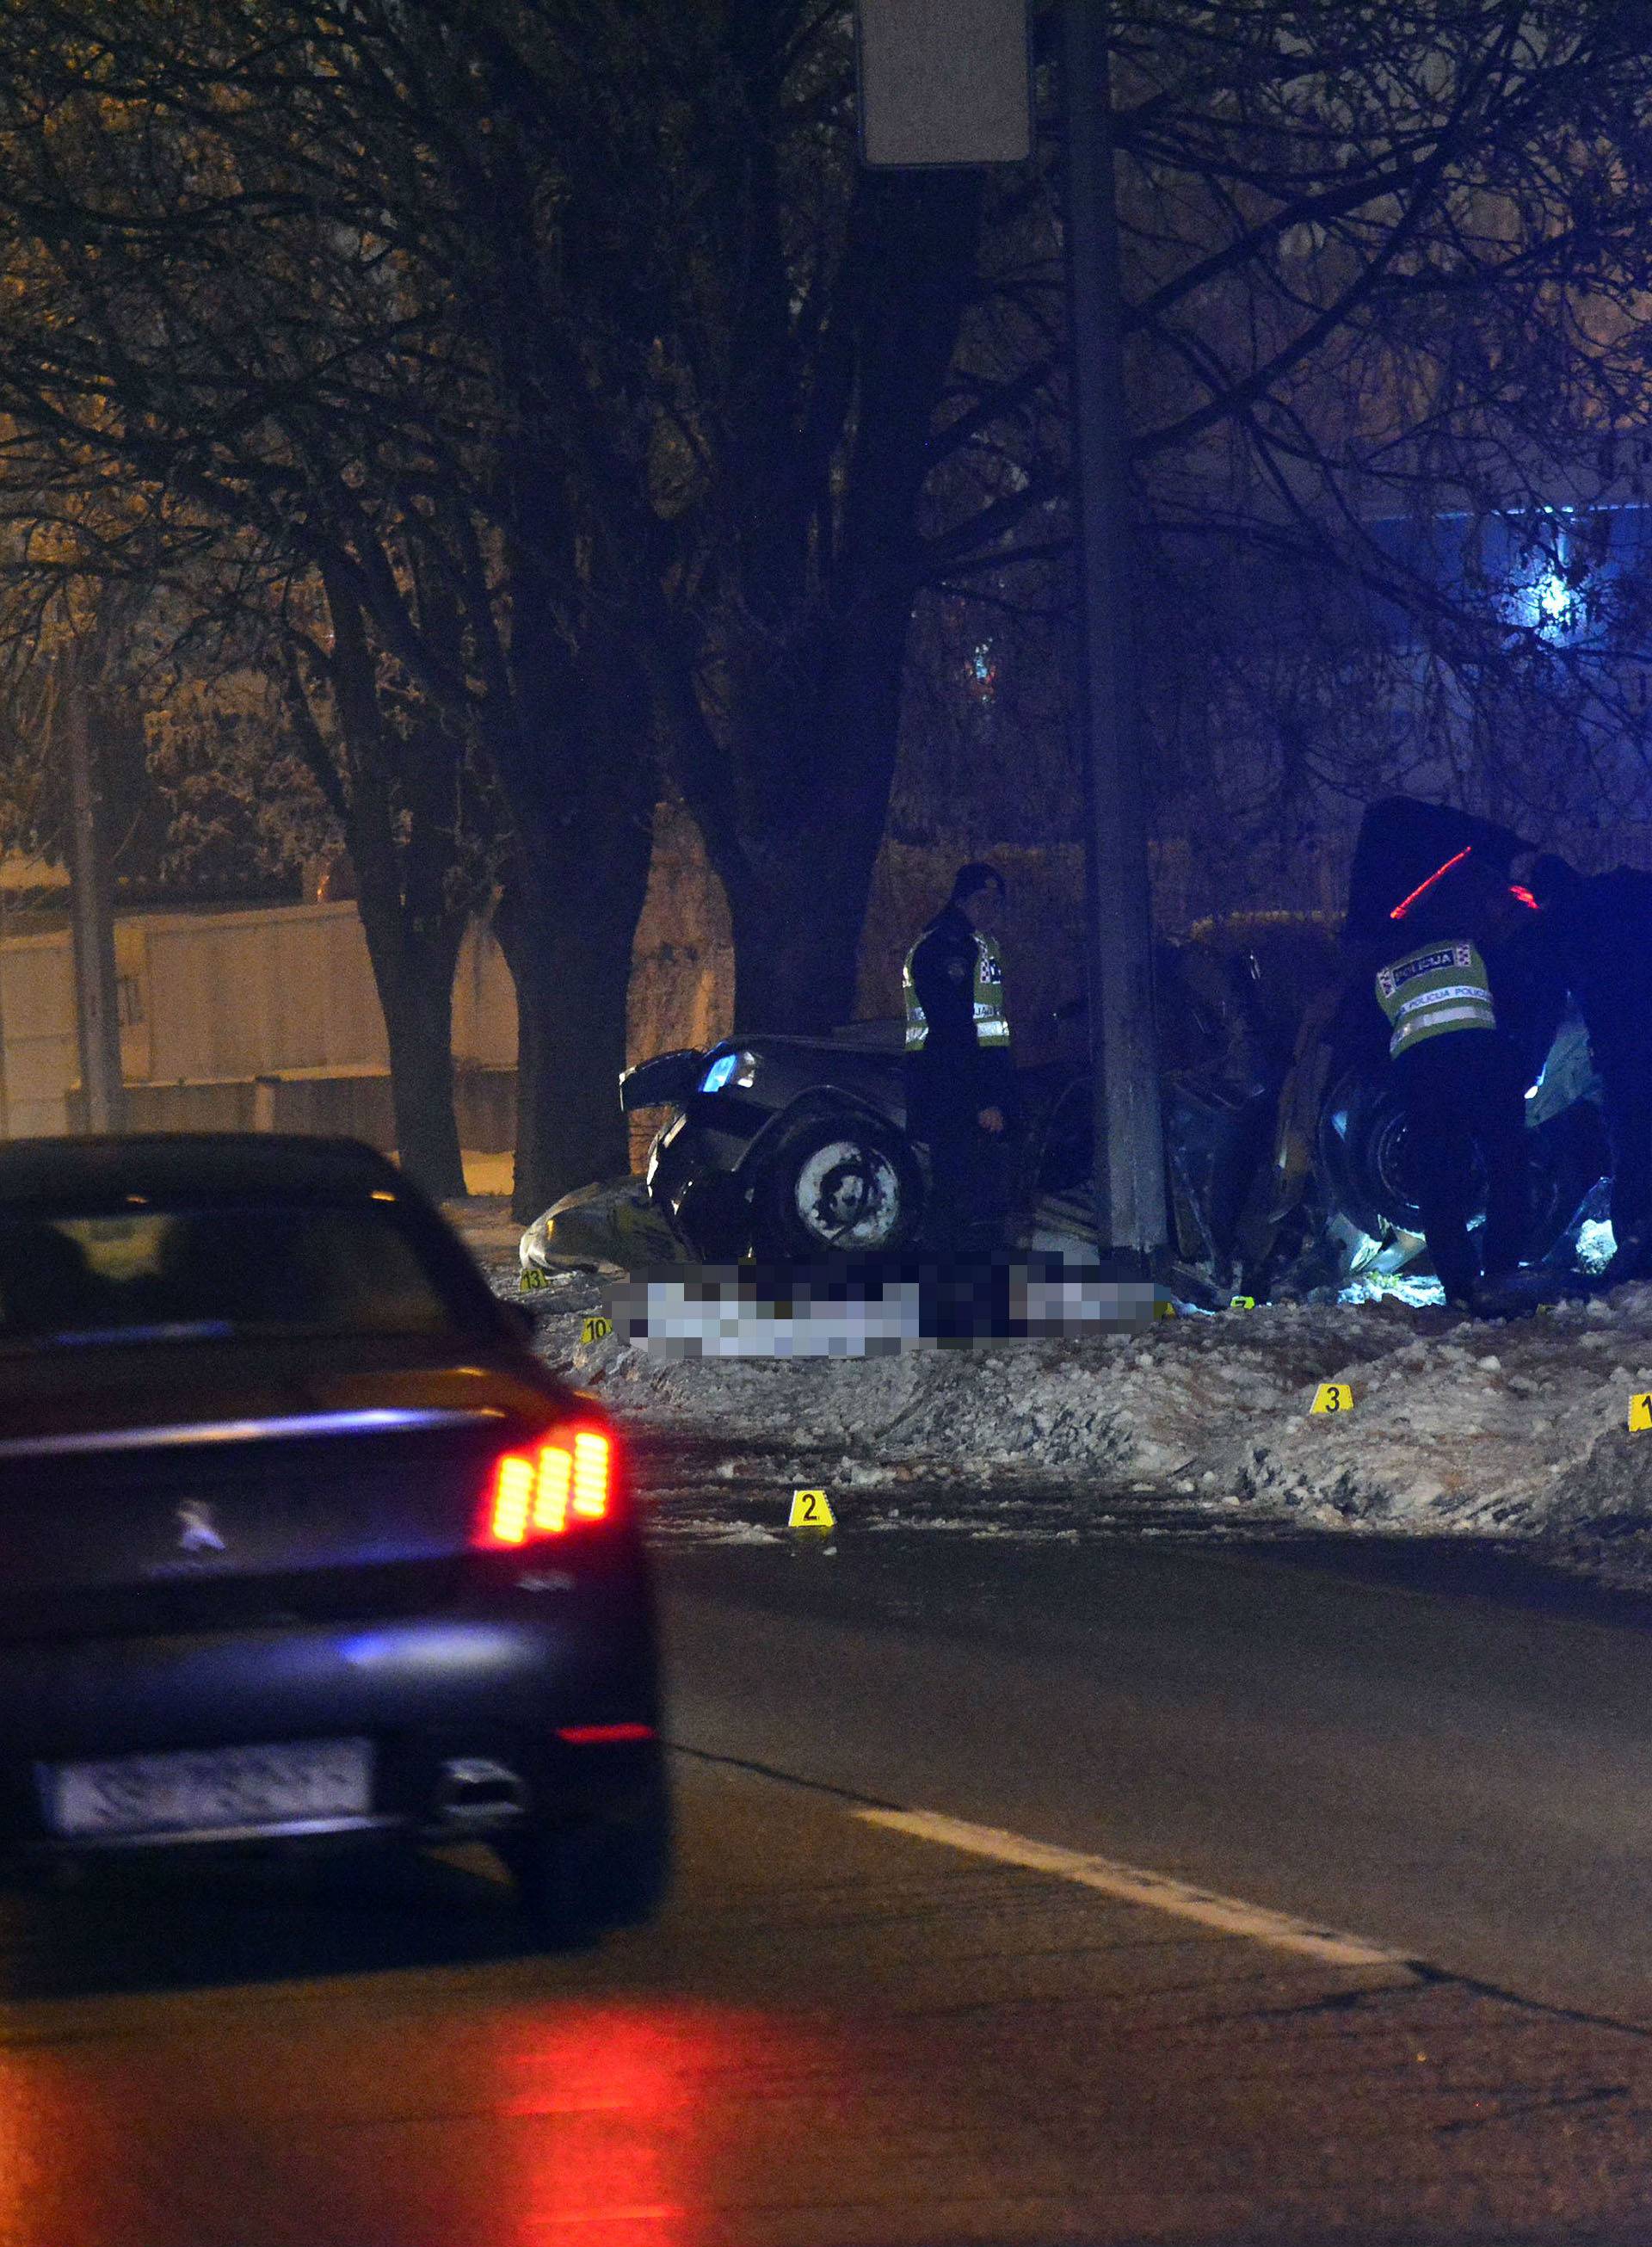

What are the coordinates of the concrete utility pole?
(858, 0, 1166, 1265)
(63, 639, 126, 1134)
(1061, 0, 1168, 1268)
(0, 882, 9, 1142)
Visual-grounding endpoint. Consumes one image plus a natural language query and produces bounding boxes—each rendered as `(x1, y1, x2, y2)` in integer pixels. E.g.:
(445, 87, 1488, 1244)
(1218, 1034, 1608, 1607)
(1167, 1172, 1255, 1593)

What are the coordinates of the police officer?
(903, 863, 1014, 1253)
(1372, 855, 1529, 1312)
(1523, 852, 1652, 1281)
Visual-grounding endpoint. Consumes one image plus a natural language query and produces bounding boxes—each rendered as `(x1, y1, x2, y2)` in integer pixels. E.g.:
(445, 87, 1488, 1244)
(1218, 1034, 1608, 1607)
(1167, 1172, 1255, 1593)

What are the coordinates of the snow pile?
(447, 1202, 1652, 1570)
(555, 1284, 1652, 1553)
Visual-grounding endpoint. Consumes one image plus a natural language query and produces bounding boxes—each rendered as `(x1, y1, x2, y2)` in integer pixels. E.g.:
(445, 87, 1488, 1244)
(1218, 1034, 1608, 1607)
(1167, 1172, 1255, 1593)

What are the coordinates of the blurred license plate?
(43, 1739, 373, 1838)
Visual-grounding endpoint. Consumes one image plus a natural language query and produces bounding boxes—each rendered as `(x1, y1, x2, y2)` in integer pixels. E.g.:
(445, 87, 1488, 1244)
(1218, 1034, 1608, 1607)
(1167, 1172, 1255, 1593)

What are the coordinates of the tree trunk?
(492, 628, 659, 1223)
(718, 586, 915, 1033)
(348, 799, 470, 1200)
(664, 159, 983, 1031)
(361, 916, 469, 1200)
(496, 789, 655, 1221)
(297, 571, 472, 1201)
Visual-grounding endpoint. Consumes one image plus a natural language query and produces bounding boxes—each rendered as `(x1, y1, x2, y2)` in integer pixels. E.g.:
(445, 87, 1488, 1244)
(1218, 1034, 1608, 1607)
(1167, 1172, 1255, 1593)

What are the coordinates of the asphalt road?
(660, 1528, 1652, 2026)
(6, 1530, 1652, 2241)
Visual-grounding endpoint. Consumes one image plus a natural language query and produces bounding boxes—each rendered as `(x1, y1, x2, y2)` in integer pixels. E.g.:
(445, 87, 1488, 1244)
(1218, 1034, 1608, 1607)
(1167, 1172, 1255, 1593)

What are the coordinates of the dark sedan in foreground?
(0, 1133, 667, 1935)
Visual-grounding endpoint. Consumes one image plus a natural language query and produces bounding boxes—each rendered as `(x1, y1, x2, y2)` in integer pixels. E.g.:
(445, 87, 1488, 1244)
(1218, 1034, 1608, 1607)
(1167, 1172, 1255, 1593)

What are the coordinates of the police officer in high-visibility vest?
(903, 863, 1014, 1253)
(1373, 855, 1528, 1312)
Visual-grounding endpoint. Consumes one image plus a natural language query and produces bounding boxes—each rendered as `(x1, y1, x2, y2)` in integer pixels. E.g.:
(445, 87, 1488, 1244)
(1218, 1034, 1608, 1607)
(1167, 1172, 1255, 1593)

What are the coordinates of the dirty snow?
(573, 1292, 1652, 1542)
(447, 1198, 1652, 1588)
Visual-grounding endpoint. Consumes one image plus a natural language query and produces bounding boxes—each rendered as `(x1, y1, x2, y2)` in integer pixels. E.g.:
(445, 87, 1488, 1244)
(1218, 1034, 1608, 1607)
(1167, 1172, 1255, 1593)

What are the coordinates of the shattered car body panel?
(520, 1178, 693, 1278)
(1249, 799, 1608, 1293)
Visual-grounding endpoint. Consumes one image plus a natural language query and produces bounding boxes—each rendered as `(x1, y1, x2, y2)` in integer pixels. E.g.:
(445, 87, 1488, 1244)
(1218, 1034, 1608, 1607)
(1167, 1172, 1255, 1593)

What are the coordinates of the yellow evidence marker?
(1229, 1295, 1256, 1312)
(1629, 1392, 1652, 1432)
(788, 1490, 836, 1531)
(581, 1314, 613, 1346)
(1310, 1383, 1355, 1415)
(521, 1266, 548, 1292)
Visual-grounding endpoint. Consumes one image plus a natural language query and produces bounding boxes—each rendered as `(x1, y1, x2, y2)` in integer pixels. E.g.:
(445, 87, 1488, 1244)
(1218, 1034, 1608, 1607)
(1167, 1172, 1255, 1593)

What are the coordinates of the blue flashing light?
(700, 1052, 739, 1094)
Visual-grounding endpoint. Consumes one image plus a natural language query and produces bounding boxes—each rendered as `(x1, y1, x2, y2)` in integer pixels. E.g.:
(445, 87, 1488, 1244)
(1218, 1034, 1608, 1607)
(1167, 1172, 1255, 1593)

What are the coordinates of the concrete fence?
(0, 899, 516, 1147)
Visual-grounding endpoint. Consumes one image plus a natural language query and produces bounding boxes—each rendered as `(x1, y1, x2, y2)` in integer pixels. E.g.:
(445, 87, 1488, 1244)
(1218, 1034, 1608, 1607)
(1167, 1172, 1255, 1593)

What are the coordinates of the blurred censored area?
(610, 1259, 1163, 1358)
(0, 1207, 459, 1345)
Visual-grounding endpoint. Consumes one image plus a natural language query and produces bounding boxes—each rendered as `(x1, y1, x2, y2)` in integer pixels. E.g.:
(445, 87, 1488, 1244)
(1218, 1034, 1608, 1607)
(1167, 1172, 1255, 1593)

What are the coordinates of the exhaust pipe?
(435, 1756, 528, 1832)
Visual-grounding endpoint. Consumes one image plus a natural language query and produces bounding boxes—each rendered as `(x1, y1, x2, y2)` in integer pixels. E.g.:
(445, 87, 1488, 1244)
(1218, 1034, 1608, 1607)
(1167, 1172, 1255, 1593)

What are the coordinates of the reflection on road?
(0, 1842, 898, 2247)
(503, 2001, 850, 2243)
(0, 1753, 1647, 2244)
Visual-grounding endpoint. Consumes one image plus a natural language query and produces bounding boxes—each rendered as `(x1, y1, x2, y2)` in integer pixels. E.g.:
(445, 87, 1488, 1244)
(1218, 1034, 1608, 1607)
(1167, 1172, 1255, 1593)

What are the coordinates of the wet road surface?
(6, 1528, 1652, 2239)
(662, 1528, 1652, 2025)
(3, 1750, 1652, 2246)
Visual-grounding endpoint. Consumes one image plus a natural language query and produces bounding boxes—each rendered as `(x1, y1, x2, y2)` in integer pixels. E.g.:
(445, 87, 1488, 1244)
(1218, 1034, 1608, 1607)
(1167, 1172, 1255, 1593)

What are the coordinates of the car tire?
(1316, 1062, 1606, 1261)
(1316, 1065, 1421, 1241)
(750, 1115, 923, 1257)
(502, 1772, 671, 1941)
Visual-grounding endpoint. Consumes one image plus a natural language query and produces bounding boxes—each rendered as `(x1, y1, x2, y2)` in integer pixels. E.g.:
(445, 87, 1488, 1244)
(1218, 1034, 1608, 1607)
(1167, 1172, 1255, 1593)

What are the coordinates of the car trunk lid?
(0, 1338, 573, 1640)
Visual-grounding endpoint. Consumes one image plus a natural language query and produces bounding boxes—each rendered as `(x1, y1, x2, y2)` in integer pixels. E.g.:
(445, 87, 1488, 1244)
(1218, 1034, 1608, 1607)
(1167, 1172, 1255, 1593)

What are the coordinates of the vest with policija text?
(1374, 939, 1496, 1059)
(903, 929, 1010, 1052)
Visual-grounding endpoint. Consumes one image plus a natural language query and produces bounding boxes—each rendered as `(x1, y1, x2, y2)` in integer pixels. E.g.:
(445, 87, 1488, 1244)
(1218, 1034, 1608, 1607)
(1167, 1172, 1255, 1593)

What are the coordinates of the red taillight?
(478, 1429, 613, 1546)
(557, 1723, 656, 1744)
(1389, 843, 1474, 921)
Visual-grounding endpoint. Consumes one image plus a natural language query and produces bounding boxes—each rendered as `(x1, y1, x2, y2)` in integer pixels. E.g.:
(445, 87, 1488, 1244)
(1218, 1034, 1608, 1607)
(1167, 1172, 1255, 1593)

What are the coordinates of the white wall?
(0, 901, 519, 1138)
(0, 933, 75, 1137)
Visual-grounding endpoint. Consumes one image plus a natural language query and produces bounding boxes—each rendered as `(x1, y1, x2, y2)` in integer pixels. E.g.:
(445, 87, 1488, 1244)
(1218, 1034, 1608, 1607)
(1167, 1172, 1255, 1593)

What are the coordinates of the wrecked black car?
(1272, 797, 1608, 1293)
(526, 930, 1320, 1287)
(524, 799, 1612, 1300)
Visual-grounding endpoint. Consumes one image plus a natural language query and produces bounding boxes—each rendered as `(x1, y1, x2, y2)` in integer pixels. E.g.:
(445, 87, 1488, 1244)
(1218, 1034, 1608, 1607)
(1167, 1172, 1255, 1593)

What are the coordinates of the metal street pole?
(0, 875, 9, 1142)
(1061, 0, 1167, 1269)
(64, 639, 126, 1134)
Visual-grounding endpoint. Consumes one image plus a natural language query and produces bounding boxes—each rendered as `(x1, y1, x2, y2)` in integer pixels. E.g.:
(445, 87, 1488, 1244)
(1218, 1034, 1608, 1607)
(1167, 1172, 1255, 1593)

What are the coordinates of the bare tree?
(6, 1, 1652, 1207)
(0, 3, 667, 1207)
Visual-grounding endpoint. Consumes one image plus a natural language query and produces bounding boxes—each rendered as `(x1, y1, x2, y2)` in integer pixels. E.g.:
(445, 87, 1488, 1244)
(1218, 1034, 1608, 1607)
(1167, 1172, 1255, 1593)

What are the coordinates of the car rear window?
(0, 1204, 464, 1348)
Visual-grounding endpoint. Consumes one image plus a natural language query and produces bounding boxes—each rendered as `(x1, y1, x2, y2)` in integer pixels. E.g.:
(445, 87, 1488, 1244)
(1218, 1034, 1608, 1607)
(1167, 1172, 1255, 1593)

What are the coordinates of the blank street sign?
(857, 0, 1032, 168)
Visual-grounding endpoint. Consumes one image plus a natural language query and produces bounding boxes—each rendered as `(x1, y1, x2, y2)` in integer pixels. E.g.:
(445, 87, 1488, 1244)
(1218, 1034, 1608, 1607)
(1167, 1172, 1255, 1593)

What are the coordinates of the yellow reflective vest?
(1375, 939, 1496, 1059)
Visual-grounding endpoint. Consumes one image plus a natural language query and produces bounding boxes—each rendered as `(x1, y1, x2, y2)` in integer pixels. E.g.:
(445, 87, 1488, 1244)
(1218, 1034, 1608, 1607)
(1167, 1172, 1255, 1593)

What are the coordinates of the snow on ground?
(580, 1292, 1652, 1540)
(445, 1200, 1652, 1587)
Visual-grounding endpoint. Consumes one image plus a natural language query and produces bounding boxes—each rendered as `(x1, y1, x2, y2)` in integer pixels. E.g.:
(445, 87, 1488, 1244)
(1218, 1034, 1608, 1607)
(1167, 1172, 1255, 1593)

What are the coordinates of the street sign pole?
(64, 637, 126, 1135)
(1061, 0, 1167, 1269)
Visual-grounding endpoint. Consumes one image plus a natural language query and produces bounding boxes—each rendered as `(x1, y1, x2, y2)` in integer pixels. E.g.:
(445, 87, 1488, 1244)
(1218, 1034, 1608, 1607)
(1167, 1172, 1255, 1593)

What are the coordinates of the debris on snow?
(609, 1283, 1652, 1571)
(447, 1201, 1652, 1586)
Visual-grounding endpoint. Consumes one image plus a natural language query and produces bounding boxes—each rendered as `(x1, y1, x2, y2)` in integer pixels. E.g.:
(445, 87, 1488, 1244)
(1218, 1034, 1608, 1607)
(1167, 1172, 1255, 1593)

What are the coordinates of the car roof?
(0, 1133, 405, 1211)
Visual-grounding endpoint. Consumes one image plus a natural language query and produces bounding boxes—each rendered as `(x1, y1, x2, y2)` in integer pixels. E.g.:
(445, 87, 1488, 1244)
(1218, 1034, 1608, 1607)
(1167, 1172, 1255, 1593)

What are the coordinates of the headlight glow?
(700, 1050, 756, 1094)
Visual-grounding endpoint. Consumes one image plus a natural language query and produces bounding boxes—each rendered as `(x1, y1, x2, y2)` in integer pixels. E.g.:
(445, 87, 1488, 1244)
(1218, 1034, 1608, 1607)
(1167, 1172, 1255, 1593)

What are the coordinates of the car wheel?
(751, 1116, 923, 1256)
(1316, 1063, 1606, 1261)
(1316, 1066, 1423, 1241)
(502, 1775, 671, 1941)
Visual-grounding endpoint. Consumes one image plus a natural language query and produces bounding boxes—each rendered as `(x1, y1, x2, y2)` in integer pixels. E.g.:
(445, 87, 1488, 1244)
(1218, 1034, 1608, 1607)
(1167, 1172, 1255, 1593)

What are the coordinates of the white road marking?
(854, 1807, 1415, 1975)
